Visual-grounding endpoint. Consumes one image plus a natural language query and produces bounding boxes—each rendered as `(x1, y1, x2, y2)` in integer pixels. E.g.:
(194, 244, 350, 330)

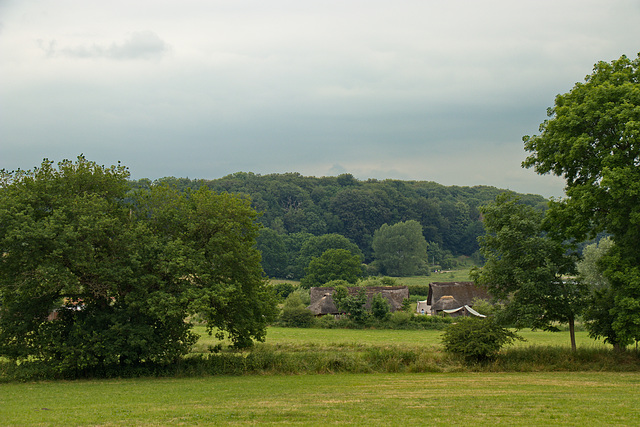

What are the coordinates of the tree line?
(131, 173, 547, 278)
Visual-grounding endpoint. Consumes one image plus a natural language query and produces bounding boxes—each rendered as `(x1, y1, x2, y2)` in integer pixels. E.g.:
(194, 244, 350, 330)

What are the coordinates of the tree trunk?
(569, 317, 576, 352)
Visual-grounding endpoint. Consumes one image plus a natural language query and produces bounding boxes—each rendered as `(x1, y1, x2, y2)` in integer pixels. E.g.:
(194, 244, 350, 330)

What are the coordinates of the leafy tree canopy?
(372, 220, 428, 276)
(299, 248, 363, 289)
(134, 173, 548, 266)
(523, 53, 640, 347)
(0, 156, 276, 372)
(472, 193, 584, 350)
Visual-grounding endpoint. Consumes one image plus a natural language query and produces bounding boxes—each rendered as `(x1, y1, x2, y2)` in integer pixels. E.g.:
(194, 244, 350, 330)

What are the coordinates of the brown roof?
(431, 295, 461, 312)
(308, 286, 409, 315)
(427, 282, 491, 306)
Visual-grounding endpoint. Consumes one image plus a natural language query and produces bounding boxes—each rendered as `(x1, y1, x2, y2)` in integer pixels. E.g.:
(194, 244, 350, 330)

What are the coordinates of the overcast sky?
(2, 1, 639, 198)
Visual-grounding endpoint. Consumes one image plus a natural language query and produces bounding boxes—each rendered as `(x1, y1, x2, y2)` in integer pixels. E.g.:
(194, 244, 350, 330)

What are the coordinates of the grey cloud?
(53, 31, 169, 60)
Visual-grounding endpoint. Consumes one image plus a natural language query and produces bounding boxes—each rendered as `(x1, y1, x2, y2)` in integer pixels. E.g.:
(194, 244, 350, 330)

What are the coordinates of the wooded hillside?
(131, 173, 547, 277)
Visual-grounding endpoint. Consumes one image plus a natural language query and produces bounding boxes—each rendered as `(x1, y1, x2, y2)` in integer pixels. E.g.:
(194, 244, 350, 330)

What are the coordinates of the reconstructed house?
(427, 281, 491, 316)
(307, 286, 409, 316)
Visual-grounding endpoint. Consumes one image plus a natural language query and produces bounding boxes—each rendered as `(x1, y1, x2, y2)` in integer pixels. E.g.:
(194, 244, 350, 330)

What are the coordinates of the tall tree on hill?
(523, 53, 640, 348)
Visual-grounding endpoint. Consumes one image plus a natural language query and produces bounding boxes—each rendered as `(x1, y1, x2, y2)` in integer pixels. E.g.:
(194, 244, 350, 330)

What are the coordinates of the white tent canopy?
(442, 305, 486, 318)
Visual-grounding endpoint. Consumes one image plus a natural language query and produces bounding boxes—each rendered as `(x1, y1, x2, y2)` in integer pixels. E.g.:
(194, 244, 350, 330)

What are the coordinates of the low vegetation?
(3, 326, 638, 382)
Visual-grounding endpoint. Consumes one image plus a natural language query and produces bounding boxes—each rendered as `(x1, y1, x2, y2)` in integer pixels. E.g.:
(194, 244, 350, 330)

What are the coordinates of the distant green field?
(398, 271, 473, 286)
(2, 372, 638, 425)
(192, 326, 610, 353)
(269, 270, 474, 290)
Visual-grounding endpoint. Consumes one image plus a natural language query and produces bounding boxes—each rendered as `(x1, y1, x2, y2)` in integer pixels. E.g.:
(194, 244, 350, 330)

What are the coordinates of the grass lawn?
(2, 372, 638, 425)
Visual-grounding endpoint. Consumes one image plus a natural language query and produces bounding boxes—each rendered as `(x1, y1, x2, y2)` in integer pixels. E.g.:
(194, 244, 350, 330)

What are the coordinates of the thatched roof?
(307, 293, 338, 315)
(307, 286, 409, 316)
(431, 295, 461, 312)
(427, 282, 490, 307)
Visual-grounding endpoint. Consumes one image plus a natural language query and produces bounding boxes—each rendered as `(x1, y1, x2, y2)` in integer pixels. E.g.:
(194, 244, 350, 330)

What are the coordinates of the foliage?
(272, 282, 296, 300)
(405, 284, 431, 297)
(140, 173, 548, 267)
(372, 220, 429, 276)
(469, 298, 495, 316)
(299, 248, 363, 289)
(332, 285, 368, 323)
(279, 306, 315, 328)
(441, 317, 524, 362)
(0, 157, 276, 373)
(287, 287, 310, 306)
(523, 53, 640, 348)
(295, 233, 363, 278)
(472, 193, 584, 350)
(577, 237, 630, 348)
(577, 237, 614, 291)
(358, 276, 399, 287)
(256, 227, 288, 278)
(370, 293, 391, 321)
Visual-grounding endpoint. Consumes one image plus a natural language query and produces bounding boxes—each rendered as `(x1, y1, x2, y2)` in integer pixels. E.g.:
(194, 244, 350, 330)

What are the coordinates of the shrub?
(406, 285, 431, 297)
(389, 311, 413, 328)
(441, 317, 524, 363)
(371, 293, 391, 321)
(280, 306, 315, 328)
(314, 315, 337, 328)
(333, 286, 369, 324)
(285, 288, 310, 307)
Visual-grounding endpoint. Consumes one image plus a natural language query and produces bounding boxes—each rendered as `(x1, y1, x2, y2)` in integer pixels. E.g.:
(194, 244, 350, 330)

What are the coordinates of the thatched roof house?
(431, 295, 461, 313)
(307, 286, 409, 316)
(428, 282, 491, 316)
(427, 282, 490, 307)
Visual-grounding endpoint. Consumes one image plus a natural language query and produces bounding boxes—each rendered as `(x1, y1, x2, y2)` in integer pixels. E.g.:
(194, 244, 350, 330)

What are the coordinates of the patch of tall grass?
(4, 340, 639, 382)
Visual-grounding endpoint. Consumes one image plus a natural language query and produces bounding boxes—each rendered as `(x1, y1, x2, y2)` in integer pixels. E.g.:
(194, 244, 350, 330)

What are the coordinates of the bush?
(371, 293, 391, 321)
(406, 285, 431, 297)
(441, 317, 524, 363)
(279, 306, 315, 328)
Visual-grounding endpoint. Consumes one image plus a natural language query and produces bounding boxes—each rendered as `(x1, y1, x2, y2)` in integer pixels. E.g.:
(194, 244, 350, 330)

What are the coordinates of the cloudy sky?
(2, 1, 639, 198)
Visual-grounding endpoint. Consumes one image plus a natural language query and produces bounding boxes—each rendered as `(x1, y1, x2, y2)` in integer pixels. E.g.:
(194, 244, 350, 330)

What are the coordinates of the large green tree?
(0, 157, 276, 372)
(472, 193, 584, 350)
(299, 248, 363, 289)
(372, 220, 428, 276)
(294, 233, 363, 280)
(523, 53, 640, 347)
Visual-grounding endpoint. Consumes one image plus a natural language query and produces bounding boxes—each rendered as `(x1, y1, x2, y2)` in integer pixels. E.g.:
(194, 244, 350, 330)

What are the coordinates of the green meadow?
(2, 372, 639, 425)
(196, 326, 610, 349)
(2, 326, 640, 425)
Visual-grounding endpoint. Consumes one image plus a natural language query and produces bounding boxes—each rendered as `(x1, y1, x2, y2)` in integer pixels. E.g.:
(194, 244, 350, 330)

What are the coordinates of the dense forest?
(130, 173, 548, 278)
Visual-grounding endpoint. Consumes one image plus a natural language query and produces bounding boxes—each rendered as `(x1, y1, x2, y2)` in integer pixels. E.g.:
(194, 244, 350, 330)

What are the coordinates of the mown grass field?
(2, 326, 639, 425)
(2, 372, 639, 425)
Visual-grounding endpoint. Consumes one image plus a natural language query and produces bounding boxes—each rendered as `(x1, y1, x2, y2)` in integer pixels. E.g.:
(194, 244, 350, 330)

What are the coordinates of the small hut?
(427, 282, 490, 311)
(431, 295, 463, 316)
